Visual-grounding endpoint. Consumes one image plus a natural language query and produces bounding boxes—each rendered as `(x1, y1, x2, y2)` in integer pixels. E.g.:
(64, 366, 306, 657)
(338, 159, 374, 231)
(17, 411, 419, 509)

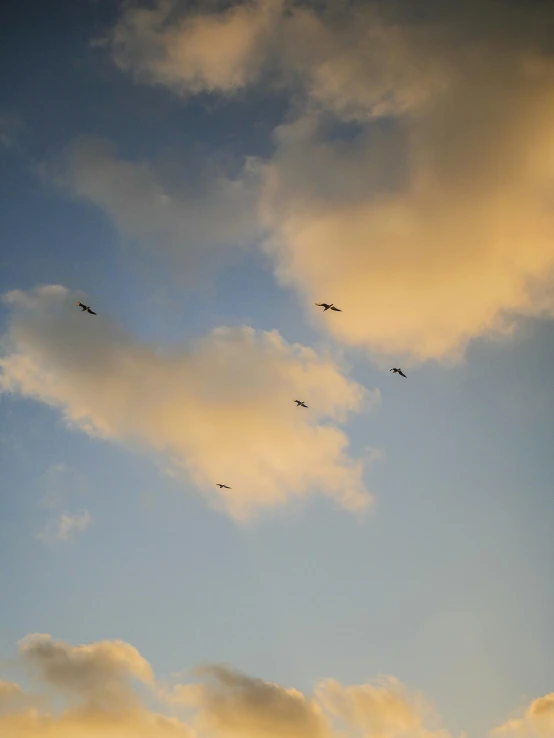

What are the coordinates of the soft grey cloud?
(0, 285, 376, 520)
(37, 510, 93, 543)
(60, 137, 262, 281)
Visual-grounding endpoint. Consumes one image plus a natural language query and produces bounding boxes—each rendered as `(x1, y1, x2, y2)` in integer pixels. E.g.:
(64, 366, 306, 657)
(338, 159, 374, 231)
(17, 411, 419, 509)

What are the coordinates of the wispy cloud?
(0, 285, 377, 520)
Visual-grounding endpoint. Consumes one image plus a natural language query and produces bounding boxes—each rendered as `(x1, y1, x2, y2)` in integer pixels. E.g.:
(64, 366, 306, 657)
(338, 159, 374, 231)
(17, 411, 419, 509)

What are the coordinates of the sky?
(1, 0, 554, 736)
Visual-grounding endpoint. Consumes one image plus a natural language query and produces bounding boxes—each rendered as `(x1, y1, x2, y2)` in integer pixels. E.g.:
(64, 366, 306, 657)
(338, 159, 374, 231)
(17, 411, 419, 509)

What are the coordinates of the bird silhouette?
(315, 303, 342, 312)
(216, 483, 231, 489)
(390, 368, 407, 378)
(294, 400, 308, 408)
(78, 301, 97, 315)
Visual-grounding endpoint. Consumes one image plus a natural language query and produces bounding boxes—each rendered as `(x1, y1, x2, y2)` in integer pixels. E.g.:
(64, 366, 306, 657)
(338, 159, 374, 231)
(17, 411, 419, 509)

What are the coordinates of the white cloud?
(0, 285, 376, 520)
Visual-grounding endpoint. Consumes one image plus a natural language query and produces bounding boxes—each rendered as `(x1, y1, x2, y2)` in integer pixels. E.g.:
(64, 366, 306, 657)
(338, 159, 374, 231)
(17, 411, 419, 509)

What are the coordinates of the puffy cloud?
(256, 0, 554, 361)
(493, 693, 554, 738)
(0, 285, 375, 519)
(316, 677, 450, 738)
(107, 0, 445, 116)
(61, 137, 261, 280)
(0, 635, 190, 738)
(110, 0, 284, 95)
(99, 0, 554, 361)
(0, 634, 455, 738)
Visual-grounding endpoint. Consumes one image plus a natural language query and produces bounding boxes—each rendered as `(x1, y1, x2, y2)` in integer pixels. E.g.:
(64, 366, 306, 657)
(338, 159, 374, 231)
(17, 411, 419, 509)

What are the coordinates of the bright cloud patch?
(0, 286, 375, 519)
(92, 0, 554, 362)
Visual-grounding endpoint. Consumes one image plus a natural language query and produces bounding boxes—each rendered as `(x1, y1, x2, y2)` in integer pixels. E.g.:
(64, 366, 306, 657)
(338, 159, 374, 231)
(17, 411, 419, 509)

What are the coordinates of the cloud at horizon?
(1, 632, 545, 738)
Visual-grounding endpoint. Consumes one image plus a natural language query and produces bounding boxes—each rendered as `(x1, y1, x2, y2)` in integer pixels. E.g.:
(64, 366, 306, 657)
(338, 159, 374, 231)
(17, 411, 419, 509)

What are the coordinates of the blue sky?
(1, 2, 554, 738)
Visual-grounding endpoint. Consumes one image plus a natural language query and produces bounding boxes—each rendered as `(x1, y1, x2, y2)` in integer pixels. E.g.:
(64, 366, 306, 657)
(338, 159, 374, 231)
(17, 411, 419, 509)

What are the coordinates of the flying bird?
(315, 303, 342, 312)
(216, 483, 231, 489)
(390, 368, 407, 378)
(78, 302, 97, 315)
(294, 400, 308, 408)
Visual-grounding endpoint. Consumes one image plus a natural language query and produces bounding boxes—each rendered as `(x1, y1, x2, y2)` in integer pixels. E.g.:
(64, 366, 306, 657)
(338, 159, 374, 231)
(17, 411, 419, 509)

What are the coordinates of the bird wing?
(330, 306, 342, 311)
(315, 303, 326, 307)
(87, 309, 97, 315)
(301, 403, 308, 407)
(399, 370, 407, 377)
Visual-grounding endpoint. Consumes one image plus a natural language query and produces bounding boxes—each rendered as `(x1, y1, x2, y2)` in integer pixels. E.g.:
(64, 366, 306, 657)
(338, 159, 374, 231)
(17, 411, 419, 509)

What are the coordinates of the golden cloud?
(97, 0, 554, 361)
(493, 693, 554, 738)
(110, 0, 284, 94)
(61, 137, 261, 281)
(2, 633, 546, 738)
(0, 286, 376, 519)
(0, 634, 454, 738)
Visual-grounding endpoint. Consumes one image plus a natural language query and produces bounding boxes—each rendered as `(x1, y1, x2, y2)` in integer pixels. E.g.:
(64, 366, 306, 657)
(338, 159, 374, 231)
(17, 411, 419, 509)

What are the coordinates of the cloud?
(36, 463, 93, 542)
(61, 137, 262, 280)
(0, 634, 190, 737)
(493, 693, 554, 738)
(99, 0, 554, 361)
(0, 634, 456, 738)
(110, 0, 284, 95)
(37, 510, 93, 543)
(176, 665, 333, 738)
(0, 285, 376, 519)
(316, 677, 450, 738)
(257, 0, 554, 361)
(106, 0, 445, 116)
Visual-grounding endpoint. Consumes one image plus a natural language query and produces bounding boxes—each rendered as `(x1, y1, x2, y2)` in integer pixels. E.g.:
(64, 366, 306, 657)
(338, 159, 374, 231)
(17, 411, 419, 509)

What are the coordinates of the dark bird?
(294, 400, 308, 408)
(78, 301, 97, 315)
(315, 303, 342, 312)
(390, 368, 407, 378)
(216, 483, 231, 489)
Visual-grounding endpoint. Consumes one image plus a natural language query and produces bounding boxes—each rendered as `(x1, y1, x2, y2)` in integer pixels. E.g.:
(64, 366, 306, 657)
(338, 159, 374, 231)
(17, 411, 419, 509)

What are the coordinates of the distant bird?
(390, 368, 407, 378)
(315, 303, 342, 312)
(294, 400, 308, 408)
(78, 301, 97, 315)
(216, 483, 231, 489)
